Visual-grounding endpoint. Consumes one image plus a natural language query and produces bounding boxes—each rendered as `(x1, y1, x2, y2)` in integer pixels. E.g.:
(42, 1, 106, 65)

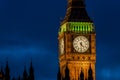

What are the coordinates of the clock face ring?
(73, 36, 89, 53)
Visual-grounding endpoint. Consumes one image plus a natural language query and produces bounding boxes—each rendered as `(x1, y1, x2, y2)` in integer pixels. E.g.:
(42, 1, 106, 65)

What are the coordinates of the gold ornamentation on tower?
(58, 0, 96, 80)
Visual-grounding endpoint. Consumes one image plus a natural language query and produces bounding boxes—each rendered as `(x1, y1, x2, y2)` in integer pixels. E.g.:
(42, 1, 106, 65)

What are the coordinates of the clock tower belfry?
(58, 0, 96, 80)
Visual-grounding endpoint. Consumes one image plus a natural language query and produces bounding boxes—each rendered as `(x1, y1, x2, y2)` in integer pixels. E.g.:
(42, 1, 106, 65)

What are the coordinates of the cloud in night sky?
(0, 43, 58, 80)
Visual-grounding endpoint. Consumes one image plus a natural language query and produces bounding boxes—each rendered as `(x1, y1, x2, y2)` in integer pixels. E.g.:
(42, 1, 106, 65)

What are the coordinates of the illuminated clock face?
(73, 36, 89, 53)
(59, 38, 64, 54)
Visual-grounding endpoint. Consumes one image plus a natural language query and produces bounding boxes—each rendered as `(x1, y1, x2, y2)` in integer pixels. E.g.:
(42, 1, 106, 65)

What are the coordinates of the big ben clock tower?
(57, 0, 96, 80)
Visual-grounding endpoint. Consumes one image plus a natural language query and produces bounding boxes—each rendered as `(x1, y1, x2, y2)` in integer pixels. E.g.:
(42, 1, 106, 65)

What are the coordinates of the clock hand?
(80, 42, 84, 47)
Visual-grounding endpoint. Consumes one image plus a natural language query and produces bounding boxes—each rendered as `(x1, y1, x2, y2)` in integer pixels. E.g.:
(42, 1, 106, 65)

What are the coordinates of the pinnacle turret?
(23, 66, 28, 80)
(29, 61, 34, 80)
(5, 61, 10, 80)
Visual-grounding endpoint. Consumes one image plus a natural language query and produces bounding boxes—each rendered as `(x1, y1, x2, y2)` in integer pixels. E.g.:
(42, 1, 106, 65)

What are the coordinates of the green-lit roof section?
(59, 22, 95, 34)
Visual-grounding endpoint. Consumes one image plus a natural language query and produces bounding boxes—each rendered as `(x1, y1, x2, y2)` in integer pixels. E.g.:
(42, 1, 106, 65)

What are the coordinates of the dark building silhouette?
(0, 61, 34, 80)
(23, 66, 28, 80)
(0, 66, 4, 80)
(28, 62, 34, 80)
(5, 61, 10, 80)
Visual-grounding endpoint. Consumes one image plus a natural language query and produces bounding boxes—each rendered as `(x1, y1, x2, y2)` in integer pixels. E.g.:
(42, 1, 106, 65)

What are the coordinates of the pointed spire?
(5, 59, 10, 80)
(29, 60, 34, 80)
(30, 60, 34, 74)
(23, 65, 28, 80)
(5, 58, 9, 73)
(30, 58, 33, 70)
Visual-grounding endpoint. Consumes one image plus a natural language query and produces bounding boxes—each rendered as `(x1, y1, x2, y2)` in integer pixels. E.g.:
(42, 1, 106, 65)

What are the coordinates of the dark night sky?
(0, 0, 120, 80)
